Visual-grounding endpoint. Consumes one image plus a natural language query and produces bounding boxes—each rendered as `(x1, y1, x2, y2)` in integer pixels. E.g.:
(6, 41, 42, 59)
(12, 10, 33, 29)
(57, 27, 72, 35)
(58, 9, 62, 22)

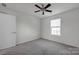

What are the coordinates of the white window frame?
(50, 18, 61, 36)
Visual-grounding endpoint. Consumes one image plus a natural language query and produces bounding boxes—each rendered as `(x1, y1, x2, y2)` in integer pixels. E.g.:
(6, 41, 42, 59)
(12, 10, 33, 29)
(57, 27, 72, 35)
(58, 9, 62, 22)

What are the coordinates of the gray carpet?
(1, 39, 79, 55)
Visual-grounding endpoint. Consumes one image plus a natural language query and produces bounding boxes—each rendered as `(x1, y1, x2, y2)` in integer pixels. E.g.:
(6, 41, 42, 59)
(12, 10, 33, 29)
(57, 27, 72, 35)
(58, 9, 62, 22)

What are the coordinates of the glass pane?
(51, 18, 61, 27)
(51, 28, 61, 36)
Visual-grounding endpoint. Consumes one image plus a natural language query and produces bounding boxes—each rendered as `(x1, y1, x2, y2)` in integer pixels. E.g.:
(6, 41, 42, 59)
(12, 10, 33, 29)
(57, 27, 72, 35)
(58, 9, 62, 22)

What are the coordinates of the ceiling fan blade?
(34, 10, 41, 13)
(42, 11, 44, 15)
(35, 4, 42, 9)
(1, 3, 7, 7)
(45, 10, 52, 12)
(44, 4, 51, 9)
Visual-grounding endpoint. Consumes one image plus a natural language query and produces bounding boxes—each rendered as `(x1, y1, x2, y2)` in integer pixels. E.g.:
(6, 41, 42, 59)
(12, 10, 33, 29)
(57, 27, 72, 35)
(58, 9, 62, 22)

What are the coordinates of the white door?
(0, 13, 16, 49)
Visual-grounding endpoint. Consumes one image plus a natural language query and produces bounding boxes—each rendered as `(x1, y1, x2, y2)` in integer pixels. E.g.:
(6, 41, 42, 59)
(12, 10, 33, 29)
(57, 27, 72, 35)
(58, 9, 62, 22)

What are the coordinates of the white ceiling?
(1, 3, 79, 18)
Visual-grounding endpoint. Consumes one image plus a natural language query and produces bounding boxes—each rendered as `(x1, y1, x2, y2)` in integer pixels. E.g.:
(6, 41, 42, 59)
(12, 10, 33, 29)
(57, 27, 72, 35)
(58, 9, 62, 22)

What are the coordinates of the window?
(50, 18, 61, 36)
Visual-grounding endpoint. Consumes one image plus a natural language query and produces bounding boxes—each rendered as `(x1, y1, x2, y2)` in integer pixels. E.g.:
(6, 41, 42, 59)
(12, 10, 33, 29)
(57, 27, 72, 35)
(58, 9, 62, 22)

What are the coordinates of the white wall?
(16, 14, 40, 44)
(41, 7, 79, 47)
(0, 8, 40, 44)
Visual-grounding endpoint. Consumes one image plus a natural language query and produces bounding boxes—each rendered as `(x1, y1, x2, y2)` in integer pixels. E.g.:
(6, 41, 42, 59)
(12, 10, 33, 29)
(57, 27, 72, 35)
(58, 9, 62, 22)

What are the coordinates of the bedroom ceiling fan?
(34, 3, 52, 15)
